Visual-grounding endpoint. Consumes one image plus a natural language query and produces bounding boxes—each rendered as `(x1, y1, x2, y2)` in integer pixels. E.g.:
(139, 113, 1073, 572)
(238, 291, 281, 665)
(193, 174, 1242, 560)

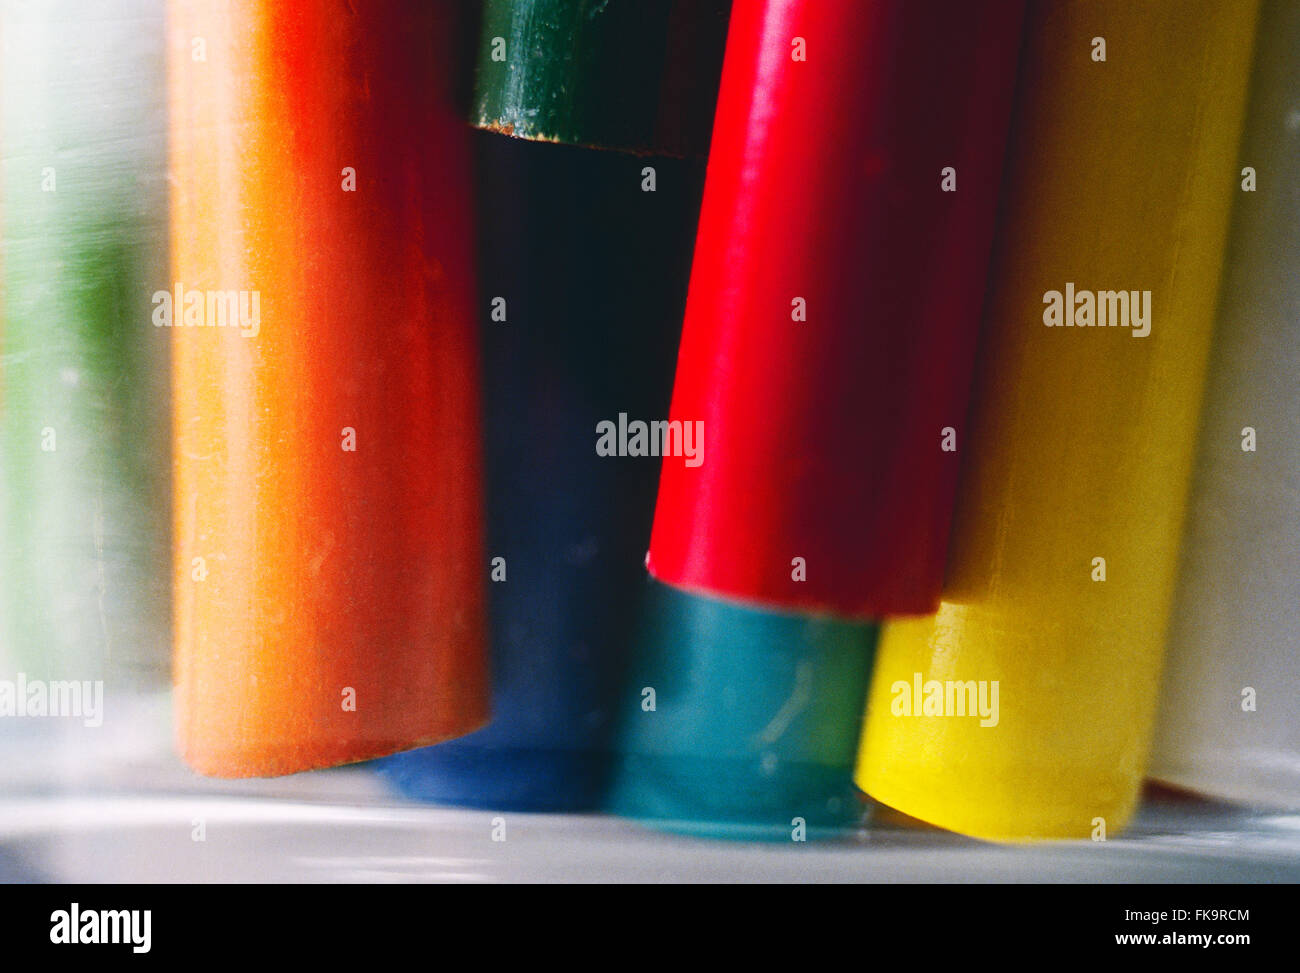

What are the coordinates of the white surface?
(0, 765, 1298, 883)
(1, 695, 1297, 882)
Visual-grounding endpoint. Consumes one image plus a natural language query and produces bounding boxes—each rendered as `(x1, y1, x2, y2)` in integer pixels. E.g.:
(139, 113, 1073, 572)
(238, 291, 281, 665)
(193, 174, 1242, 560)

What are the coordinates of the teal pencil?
(608, 582, 876, 840)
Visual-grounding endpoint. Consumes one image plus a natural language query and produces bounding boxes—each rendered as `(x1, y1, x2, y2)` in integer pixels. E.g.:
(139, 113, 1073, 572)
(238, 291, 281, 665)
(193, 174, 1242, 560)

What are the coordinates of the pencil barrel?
(167, 1, 489, 777)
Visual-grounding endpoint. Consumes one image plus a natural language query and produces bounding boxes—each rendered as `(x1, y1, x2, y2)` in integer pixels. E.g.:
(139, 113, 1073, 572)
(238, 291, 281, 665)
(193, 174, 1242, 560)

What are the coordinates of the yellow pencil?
(855, 0, 1258, 841)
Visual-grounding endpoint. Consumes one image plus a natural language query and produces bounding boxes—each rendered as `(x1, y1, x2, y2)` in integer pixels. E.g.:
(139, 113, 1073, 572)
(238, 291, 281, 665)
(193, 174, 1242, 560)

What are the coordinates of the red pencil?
(648, 0, 1024, 617)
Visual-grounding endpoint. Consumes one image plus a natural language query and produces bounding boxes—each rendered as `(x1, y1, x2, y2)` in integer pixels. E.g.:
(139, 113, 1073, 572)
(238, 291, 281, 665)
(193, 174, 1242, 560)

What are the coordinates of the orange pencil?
(167, 1, 488, 776)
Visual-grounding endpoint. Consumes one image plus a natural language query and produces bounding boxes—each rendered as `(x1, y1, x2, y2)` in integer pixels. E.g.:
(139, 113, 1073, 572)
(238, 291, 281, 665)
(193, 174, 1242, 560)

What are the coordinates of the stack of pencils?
(2, 0, 1295, 844)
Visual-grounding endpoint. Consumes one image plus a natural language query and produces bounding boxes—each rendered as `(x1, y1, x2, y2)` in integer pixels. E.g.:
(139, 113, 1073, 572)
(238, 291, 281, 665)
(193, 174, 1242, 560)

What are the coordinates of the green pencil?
(0, 0, 170, 691)
(473, 0, 730, 156)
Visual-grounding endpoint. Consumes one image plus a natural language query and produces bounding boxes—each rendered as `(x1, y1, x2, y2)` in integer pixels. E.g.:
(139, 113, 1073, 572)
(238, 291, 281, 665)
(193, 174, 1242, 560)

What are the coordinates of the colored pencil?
(855, 0, 1257, 840)
(646, 0, 1025, 617)
(0, 0, 171, 689)
(1152, 0, 1300, 810)
(379, 135, 704, 810)
(168, 0, 488, 777)
(472, 0, 730, 156)
(608, 582, 876, 840)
